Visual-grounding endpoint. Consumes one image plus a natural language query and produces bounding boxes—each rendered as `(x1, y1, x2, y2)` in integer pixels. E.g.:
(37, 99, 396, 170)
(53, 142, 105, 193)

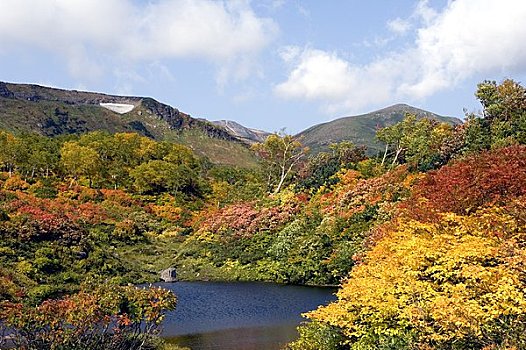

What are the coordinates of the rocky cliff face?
(212, 120, 271, 144)
(0, 82, 14, 99)
(136, 97, 240, 142)
(4, 82, 142, 105)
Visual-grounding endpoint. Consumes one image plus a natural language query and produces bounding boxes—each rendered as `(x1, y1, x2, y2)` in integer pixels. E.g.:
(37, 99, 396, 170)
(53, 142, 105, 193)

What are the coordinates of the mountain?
(0, 82, 258, 167)
(297, 104, 463, 155)
(212, 120, 271, 144)
(0, 83, 463, 164)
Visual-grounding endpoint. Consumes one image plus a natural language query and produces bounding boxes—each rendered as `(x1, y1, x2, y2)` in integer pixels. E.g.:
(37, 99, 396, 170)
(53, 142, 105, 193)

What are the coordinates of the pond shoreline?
(157, 275, 340, 289)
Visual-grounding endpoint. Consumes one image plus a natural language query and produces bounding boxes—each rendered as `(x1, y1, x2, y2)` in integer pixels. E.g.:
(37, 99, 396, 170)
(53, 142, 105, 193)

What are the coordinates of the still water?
(157, 281, 337, 350)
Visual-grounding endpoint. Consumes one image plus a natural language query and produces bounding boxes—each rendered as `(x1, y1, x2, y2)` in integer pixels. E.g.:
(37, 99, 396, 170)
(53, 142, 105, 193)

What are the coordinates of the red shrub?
(2, 193, 108, 240)
(197, 200, 300, 239)
(405, 145, 526, 219)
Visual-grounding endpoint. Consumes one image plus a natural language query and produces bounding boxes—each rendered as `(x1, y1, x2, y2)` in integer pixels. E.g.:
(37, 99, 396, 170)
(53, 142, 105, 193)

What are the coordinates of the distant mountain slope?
(212, 120, 271, 144)
(0, 82, 258, 167)
(297, 104, 462, 155)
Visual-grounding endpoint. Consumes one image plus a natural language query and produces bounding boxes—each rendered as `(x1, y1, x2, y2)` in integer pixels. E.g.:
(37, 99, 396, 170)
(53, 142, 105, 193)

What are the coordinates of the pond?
(157, 281, 337, 350)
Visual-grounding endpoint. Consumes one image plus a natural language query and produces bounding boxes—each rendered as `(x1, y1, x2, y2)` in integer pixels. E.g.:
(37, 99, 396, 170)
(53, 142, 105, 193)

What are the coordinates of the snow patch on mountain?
(100, 103, 135, 114)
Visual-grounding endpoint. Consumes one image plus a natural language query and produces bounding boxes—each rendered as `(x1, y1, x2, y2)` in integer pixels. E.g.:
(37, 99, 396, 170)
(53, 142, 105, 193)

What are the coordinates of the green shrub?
(287, 322, 348, 350)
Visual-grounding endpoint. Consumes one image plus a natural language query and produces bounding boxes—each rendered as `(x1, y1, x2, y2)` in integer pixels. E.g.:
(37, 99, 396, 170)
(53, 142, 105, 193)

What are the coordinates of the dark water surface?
(157, 281, 337, 350)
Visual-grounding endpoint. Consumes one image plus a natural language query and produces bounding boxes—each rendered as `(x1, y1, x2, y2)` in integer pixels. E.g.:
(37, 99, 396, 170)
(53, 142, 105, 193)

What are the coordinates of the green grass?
(167, 129, 259, 168)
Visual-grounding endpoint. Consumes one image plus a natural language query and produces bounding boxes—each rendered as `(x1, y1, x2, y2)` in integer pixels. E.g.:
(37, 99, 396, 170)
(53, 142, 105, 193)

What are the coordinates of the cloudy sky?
(1, 0, 525, 133)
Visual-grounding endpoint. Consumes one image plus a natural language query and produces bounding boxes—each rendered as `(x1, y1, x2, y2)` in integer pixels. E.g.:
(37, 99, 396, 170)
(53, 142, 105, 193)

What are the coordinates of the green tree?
(298, 152, 340, 190)
(0, 131, 20, 176)
(377, 114, 453, 171)
(468, 79, 526, 148)
(299, 141, 366, 191)
(252, 133, 309, 193)
(376, 116, 411, 167)
(18, 134, 60, 178)
(60, 141, 100, 187)
(329, 141, 366, 167)
(130, 160, 206, 197)
(164, 143, 199, 169)
(207, 165, 264, 206)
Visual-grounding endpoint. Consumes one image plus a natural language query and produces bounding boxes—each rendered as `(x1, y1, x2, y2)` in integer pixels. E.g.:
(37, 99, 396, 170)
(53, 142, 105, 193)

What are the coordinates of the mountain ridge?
(0, 81, 464, 162)
(0, 81, 258, 167)
(0, 81, 240, 141)
(297, 103, 462, 154)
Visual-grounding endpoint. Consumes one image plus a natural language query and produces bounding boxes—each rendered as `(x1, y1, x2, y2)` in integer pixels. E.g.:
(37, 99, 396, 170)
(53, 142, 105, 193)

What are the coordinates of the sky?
(1, 0, 526, 134)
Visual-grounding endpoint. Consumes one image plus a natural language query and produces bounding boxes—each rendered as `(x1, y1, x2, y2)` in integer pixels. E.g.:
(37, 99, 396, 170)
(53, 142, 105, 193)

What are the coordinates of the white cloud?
(65, 45, 105, 83)
(278, 46, 302, 63)
(405, 0, 526, 97)
(414, 0, 439, 24)
(274, 48, 407, 113)
(129, 0, 277, 61)
(275, 49, 356, 101)
(0, 0, 277, 82)
(387, 18, 411, 35)
(275, 0, 526, 114)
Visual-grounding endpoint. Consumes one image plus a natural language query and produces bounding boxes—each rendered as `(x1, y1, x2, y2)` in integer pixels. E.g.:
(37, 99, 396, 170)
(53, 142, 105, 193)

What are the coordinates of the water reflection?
(166, 324, 299, 350)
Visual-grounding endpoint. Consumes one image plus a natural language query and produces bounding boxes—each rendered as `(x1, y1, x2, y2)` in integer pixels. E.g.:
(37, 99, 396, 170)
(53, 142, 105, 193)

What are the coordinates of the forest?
(0, 79, 525, 350)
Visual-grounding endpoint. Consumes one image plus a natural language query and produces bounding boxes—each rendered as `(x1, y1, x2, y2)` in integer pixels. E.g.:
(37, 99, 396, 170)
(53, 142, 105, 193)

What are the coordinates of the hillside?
(0, 82, 258, 167)
(297, 104, 462, 155)
(1, 78, 525, 350)
(212, 119, 271, 144)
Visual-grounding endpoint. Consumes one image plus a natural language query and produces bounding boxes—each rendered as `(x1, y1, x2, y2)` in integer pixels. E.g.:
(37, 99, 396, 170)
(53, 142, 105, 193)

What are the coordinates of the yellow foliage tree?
(307, 205, 526, 349)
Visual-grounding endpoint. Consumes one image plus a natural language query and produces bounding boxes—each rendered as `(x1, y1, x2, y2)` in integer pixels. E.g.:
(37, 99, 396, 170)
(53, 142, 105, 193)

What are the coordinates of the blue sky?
(1, 0, 525, 133)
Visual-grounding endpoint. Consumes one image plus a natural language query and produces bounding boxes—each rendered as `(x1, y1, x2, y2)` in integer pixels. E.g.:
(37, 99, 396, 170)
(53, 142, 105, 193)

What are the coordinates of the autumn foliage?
(1, 79, 526, 350)
(308, 206, 526, 349)
(294, 145, 526, 349)
(0, 285, 176, 350)
(196, 199, 300, 239)
(405, 145, 526, 218)
(317, 166, 416, 218)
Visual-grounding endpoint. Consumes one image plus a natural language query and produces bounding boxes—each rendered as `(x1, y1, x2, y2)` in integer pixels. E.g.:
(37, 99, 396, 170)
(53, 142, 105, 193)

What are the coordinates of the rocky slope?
(212, 120, 271, 144)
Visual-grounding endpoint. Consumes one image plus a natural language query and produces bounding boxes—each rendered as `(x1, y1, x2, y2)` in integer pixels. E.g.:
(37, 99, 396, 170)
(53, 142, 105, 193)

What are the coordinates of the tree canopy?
(252, 133, 309, 193)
